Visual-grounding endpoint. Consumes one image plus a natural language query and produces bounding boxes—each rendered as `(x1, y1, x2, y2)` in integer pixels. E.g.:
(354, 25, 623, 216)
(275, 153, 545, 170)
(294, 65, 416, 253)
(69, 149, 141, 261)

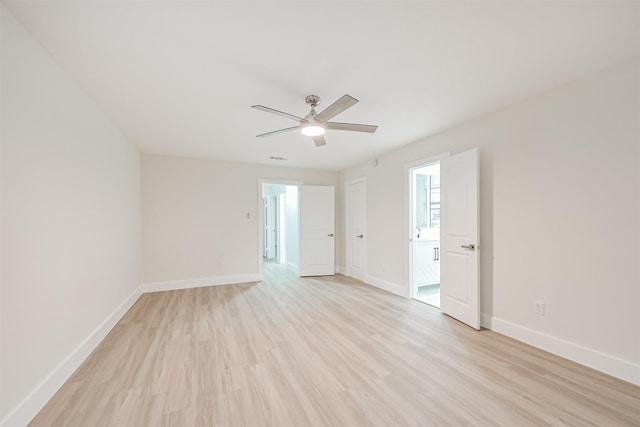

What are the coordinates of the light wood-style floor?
(31, 263, 640, 426)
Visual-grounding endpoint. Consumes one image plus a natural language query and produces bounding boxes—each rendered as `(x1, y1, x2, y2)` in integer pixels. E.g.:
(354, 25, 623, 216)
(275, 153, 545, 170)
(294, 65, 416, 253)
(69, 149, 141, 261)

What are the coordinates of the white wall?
(1, 5, 142, 425)
(338, 58, 640, 384)
(142, 154, 336, 289)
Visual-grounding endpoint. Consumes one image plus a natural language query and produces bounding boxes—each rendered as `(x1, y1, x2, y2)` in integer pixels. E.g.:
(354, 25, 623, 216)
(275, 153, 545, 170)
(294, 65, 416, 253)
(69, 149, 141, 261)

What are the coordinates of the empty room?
(1, 1, 639, 426)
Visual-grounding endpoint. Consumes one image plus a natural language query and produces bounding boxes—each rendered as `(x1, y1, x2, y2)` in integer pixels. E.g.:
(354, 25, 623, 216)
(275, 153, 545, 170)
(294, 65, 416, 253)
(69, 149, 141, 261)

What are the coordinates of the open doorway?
(410, 162, 441, 308)
(261, 182, 300, 275)
(407, 149, 480, 328)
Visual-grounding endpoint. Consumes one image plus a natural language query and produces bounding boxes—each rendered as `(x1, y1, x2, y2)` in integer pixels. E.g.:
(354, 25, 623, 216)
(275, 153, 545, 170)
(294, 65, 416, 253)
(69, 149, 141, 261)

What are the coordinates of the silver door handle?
(357, 234, 363, 238)
(328, 233, 334, 237)
(461, 244, 476, 250)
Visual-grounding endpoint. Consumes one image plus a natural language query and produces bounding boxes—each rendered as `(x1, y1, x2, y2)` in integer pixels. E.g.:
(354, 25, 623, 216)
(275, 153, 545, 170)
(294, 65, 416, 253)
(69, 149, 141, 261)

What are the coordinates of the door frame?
(405, 152, 450, 300)
(345, 176, 366, 279)
(257, 179, 302, 280)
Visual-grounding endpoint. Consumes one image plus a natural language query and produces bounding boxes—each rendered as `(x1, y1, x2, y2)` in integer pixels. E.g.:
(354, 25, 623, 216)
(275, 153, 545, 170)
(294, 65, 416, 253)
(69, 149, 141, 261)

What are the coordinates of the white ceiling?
(4, 1, 639, 171)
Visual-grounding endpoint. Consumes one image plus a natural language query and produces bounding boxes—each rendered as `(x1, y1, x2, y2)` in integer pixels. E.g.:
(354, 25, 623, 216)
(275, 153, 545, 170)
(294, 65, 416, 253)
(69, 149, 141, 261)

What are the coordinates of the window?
(415, 173, 440, 229)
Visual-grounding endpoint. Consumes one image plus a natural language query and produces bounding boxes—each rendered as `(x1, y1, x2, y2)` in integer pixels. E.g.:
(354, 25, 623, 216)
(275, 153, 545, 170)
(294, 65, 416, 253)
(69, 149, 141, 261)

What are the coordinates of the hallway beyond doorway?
(415, 284, 440, 308)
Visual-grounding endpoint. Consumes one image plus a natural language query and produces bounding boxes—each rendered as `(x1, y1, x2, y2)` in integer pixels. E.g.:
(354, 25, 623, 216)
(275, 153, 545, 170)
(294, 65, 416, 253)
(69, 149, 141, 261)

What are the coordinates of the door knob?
(357, 234, 363, 238)
(461, 244, 476, 250)
(328, 233, 334, 237)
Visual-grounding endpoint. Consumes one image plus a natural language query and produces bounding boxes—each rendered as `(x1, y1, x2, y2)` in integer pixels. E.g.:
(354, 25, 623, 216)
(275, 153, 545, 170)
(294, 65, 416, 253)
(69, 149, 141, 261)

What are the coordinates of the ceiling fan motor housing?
(305, 95, 320, 107)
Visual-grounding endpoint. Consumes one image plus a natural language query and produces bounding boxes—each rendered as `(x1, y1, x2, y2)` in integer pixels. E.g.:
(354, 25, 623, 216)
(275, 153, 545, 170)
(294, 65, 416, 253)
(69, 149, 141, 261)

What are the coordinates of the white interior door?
(278, 193, 286, 264)
(265, 196, 276, 259)
(263, 198, 268, 257)
(299, 185, 335, 277)
(440, 148, 480, 329)
(346, 178, 366, 280)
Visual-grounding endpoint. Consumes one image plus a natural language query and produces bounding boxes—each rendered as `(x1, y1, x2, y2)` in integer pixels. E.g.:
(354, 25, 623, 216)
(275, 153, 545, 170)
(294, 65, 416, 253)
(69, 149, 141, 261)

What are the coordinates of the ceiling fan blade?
(315, 95, 358, 122)
(252, 105, 303, 122)
(256, 126, 300, 138)
(312, 135, 326, 147)
(326, 122, 378, 133)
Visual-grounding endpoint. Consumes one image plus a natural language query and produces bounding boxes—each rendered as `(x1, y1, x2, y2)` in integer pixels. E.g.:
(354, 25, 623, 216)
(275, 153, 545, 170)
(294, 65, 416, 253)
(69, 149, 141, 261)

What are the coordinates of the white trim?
(480, 313, 492, 329)
(491, 317, 640, 386)
(142, 274, 260, 293)
(336, 265, 347, 275)
(404, 152, 451, 170)
(344, 176, 367, 280)
(1, 287, 142, 427)
(363, 275, 410, 298)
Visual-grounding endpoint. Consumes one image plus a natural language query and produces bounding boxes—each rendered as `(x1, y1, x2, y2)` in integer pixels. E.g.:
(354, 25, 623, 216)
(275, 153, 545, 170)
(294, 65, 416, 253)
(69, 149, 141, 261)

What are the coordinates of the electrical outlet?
(535, 301, 545, 316)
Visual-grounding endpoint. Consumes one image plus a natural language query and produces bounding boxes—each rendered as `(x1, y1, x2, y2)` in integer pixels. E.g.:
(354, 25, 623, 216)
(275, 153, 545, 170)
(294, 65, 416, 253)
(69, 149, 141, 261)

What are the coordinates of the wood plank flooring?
(30, 263, 640, 426)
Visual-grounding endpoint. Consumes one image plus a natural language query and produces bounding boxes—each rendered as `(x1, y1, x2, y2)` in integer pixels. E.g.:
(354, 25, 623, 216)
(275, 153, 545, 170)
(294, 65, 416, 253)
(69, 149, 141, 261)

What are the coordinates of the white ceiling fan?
(252, 94, 378, 147)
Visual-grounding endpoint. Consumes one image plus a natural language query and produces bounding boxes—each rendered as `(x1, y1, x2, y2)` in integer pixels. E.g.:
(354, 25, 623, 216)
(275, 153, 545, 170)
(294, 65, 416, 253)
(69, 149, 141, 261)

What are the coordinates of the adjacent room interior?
(411, 162, 441, 308)
(1, 1, 639, 426)
(262, 182, 299, 272)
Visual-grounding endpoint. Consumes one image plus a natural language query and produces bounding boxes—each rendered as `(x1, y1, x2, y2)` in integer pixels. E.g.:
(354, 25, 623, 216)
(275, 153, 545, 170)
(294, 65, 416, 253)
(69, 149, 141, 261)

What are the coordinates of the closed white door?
(440, 148, 480, 329)
(299, 185, 335, 277)
(346, 178, 366, 280)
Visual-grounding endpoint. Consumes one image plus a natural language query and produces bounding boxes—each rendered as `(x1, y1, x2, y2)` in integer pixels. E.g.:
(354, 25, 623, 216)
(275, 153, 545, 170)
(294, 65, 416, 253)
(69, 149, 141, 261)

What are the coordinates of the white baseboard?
(336, 265, 347, 275)
(142, 274, 261, 293)
(491, 317, 640, 386)
(363, 275, 409, 298)
(480, 313, 492, 329)
(1, 287, 142, 427)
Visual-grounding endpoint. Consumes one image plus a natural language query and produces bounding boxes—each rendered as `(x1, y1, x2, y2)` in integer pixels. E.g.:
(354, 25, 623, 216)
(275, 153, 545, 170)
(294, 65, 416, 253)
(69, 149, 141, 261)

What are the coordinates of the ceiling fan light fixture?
(253, 94, 377, 146)
(301, 123, 325, 136)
